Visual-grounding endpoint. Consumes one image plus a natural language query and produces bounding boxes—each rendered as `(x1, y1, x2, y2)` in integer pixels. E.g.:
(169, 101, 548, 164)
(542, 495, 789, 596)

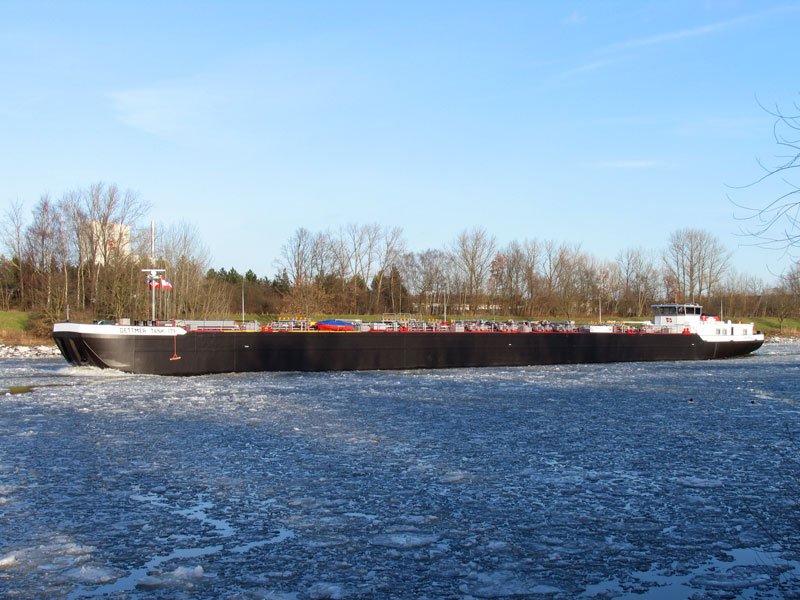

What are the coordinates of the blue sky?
(2, 1, 799, 283)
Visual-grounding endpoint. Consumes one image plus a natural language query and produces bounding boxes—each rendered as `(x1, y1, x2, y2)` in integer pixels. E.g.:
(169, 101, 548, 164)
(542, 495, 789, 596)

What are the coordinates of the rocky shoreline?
(0, 344, 61, 358)
(764, 335, 800, 344)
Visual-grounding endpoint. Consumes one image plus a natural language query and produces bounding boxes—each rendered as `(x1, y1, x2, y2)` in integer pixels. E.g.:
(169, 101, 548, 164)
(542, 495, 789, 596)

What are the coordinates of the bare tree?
(279, 227, 314, 288)
(617, 247, 660, 316)
(540, 240, 562, 315)
(501, 243, 523, 314)
(488, 252, 507, 315)
(0, 257, 15, 310)
(732, 97, 800, 249)
(1, 199, 27, 308)
(277, 227, 340, 313)
(309, 231, 335, 282)
(60, 182, 149, 314)
(540, 240, 585, 316)
(401, 249, 450, 316)
(450, 227, 496, 313)
(596, 262, 624, 320)
(571, 252, 605, 318)
(59, 190, 85, 309)
(518, 239, 541, 316)
(24, 195, 66, 316)
(717, 271, 765, 319)
(398, 251, 421, 301)
(782, 261, 800, 304)
(340, 223, 382, 313)
(663, 229, 730, 303)
(491, 241, 535, 315)
(277, 227, 314, 313)
(158, 222, 230, 319)
(770, 262, 800, 332)
(371, 226, 405, 313)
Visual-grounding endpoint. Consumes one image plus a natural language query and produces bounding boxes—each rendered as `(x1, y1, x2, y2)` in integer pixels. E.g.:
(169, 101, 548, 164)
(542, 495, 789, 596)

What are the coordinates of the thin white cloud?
(593, 160, 662, 169)
(674, 116, 763, 138)
(608, 18, 741, 52)
(551, 5, 798, 83)
(554, 17, 725, 83)
(562, 10, 587, 26)
(606, 5, 799, 53)
(546, 57, 623, 85)
(109, 85, 223, 137)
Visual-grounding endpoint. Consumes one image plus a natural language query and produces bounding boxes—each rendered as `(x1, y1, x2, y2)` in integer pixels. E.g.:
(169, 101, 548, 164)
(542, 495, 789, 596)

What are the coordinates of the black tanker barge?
(53, 304, 764, 376)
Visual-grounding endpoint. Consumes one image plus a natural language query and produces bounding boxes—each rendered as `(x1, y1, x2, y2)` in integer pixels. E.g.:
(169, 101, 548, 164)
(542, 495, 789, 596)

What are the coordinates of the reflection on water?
(1, 342, 799, 598)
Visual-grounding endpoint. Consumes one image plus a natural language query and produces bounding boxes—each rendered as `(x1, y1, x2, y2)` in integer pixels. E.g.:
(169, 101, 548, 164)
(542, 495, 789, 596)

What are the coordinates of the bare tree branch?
(732, 96, 800, 250)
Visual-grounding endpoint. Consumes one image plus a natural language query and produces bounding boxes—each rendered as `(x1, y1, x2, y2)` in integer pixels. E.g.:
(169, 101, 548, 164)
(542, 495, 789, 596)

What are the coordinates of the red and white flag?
(148, 278, 173, 290)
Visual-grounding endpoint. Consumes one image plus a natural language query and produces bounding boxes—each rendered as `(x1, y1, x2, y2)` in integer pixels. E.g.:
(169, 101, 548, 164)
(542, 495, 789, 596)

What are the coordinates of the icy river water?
(1, 342, 799, 599)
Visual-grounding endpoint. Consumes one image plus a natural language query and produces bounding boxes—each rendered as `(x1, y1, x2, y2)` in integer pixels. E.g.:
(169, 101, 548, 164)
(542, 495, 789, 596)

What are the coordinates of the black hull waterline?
(53, 330, 764, 376)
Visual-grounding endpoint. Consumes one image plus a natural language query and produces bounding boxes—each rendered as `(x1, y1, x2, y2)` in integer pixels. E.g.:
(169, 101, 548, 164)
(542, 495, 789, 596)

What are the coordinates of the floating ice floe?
(172, 565, 205, 580)
(0, 553, 17, 568)
(674, 476, 724, 488)
(307, 582, 344, 600)
(691, 571, 773, 590)
(371, 532, 440, 549)
(137, 565, 206, 591)
(438, 470, 472, 483)
(64, 564, 121, 584)
(460, 571, 561, 598)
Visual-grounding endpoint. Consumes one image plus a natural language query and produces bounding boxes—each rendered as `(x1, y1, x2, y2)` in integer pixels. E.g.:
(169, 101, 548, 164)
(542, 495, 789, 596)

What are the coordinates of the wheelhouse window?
(653, 304, 702, 317)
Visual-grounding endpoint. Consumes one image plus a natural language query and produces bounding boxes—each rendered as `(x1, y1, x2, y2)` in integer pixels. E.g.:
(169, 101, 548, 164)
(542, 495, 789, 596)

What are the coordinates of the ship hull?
(53, 329, 765, 376)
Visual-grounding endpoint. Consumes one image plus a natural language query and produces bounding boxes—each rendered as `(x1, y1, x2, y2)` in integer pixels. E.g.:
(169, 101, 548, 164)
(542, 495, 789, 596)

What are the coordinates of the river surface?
(1, 342, 799, 599)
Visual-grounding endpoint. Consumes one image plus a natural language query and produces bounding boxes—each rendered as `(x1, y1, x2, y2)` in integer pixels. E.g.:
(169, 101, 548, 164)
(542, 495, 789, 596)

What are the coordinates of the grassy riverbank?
(752, 317, 800, 337)
(0, 311, 52, 345)
(1, 311, 797, 346)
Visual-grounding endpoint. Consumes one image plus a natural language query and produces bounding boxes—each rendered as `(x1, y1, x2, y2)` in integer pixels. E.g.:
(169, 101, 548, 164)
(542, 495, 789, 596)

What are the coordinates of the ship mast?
(142, 221, 165, 323)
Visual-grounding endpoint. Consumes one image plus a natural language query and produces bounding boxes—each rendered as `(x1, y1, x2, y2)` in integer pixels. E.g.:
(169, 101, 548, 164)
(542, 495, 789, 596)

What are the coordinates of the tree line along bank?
(2, 183, 799, 334)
